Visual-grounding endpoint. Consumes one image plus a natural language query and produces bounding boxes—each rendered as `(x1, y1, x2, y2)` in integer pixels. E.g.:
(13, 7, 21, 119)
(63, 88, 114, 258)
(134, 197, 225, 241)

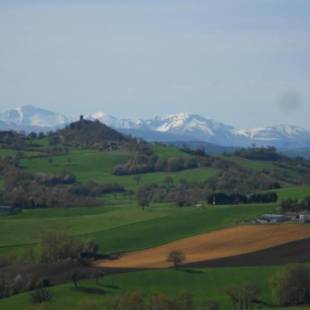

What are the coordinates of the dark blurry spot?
(278, 91, 302, 114)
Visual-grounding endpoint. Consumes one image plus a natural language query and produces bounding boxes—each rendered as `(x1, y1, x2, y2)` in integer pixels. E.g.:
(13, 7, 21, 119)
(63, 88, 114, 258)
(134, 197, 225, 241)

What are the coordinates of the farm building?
(257, 214, 290, 224)
(299, 213, 310, 224)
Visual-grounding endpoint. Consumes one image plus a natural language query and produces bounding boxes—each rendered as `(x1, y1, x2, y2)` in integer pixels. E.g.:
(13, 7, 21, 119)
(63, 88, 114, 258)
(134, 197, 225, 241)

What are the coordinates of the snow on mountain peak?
(0, 105, 310, 149)
(0, 105, 68, 128)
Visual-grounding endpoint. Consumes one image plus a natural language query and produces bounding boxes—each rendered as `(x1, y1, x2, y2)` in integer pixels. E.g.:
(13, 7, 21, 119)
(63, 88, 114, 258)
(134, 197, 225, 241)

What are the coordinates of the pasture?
(20, 148, 218, 190)
(0, 203, 275, 256)
(0, 265, 279, 310)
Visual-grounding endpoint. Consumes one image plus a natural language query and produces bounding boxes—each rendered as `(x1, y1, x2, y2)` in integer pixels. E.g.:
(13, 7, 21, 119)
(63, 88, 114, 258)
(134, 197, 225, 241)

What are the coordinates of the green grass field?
(0, 143, 309, 309)
(275, 185, 310, 200)
(1, 264, 301, 310)
(20, 149, 218, 190)
(0, 203, 275, 256)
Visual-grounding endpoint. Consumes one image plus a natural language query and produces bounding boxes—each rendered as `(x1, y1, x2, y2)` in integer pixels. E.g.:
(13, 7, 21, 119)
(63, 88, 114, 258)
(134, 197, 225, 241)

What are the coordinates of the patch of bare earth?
(96, 224, 310, 269)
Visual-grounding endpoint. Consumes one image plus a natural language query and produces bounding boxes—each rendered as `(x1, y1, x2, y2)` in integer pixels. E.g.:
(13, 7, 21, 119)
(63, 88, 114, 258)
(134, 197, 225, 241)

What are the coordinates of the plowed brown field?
(96, 224, 310, 268)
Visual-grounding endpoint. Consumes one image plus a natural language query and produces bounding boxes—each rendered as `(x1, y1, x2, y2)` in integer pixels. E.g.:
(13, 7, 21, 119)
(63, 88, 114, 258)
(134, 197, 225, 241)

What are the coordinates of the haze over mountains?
(1, 105, 310, 151)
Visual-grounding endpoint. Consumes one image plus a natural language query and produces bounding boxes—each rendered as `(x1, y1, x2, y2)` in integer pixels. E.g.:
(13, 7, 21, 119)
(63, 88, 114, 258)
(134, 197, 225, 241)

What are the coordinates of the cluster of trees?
(113, 155, 198, 175)
(0, 131, 28, 148)
(137, 181, 278, 208)
(271, 264, 310, 306)
(1, 165, 125, 208)
(0, 272, 48, 300)
(0, 232, 100, 299)
(137, 182, 207, 207)
(1, 168, 125, 209)
(1, 170, 98, 208)
(37, 232, 99, 264)
(34, 172, 76, 185)
(281, 196, 310, 212)
(208, 167, 281, 194)
(225, 283, 260, 310)
(207, 192, 278, 205)
(233, 146, 284, 161)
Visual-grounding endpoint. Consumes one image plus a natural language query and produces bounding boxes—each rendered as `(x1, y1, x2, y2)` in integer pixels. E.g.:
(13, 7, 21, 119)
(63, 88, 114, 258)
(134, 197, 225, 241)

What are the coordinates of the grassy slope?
(0, 203, 274, 256)
(227, 156, 273, 171)
(0, 266, 280, 310)
(20, 149, 218, 190)
(0, 144, 309, 309)
(275, 185, 310, 200)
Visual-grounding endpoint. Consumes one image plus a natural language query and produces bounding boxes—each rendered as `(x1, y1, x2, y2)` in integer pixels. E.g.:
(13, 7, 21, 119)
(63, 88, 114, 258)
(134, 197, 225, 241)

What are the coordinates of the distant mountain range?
(1, 105, 310, 152)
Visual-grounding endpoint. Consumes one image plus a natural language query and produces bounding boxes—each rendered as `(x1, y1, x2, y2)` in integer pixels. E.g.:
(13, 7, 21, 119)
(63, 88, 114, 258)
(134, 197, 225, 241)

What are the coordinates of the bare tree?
(167, 250, 186, 269)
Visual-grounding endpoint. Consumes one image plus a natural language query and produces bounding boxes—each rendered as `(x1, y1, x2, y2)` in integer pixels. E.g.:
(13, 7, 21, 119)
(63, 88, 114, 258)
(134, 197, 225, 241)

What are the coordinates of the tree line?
(137, 181, 278, 208)
(0, 165, 124, 209)
(113, 154, 199, 175)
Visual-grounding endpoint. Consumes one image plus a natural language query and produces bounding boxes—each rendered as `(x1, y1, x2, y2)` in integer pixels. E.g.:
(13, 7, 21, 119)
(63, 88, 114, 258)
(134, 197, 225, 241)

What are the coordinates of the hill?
(52, 118, 132, 149)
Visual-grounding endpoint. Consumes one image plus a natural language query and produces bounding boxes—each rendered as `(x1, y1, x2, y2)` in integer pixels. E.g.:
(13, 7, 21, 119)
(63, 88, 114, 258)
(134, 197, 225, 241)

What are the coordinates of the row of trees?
(113, 155, 198, 175)
(2, 182, 97, 209)
(1, 166, 125, 208)
(0, 232, 100, 299)
(137, 182, 278, 208)
(37, 232, 99, 264)
(207, 192, 278, 205)
(208, 167, 281, 194)
(233, 146, 284, 161)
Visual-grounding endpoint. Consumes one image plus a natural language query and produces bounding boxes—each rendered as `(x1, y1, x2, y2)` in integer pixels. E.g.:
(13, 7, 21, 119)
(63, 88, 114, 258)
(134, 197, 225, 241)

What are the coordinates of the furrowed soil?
(97, 224, 310, 268)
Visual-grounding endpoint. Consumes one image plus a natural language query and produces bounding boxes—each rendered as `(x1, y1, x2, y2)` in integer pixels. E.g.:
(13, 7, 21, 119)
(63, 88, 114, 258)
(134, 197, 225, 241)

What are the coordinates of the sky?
(0, 0, 309, 129)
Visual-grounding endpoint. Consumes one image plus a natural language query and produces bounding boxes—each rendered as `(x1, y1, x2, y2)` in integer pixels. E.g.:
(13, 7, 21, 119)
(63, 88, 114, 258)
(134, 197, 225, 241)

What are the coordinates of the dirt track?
(96, 224, 310, 269)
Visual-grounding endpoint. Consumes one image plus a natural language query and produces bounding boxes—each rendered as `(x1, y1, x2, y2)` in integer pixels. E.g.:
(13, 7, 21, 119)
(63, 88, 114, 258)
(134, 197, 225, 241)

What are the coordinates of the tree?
(149, 293, 174, 310)
(164, 175, 174, 187)
(108, 291, 145, 310)
(67, 270, 82, 289)
(82, 239, 99, 259)
(37, 232, 83, 264)
(138, 197, 149, 210)
(270, 264, 310, 306)
(93, 270, 104, 285)
(0, 273, 9, 298)
(30, 288, 52, 304)
(167, 250, 186, 269)
(203, 301, 220, 310)
(133, 175, 141, 185)
(225, 283, 260, 310)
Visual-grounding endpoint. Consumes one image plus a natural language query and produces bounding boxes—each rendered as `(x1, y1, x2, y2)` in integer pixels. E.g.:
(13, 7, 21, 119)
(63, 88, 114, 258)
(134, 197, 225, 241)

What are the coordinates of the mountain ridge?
(1, 105, 310, 149)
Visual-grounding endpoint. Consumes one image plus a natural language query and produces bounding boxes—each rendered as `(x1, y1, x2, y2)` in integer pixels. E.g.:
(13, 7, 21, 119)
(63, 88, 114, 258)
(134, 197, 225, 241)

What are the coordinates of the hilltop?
(51, 118, 138, 150)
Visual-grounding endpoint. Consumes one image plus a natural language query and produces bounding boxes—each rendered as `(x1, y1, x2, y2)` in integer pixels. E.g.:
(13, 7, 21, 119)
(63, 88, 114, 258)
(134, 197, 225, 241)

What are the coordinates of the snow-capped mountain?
(233, 125, 310, 148)
(0, 105, 71, 132)
(90, 111, 310, 148)
(1, 105, 310, 149)
(89, 112, 143, 129)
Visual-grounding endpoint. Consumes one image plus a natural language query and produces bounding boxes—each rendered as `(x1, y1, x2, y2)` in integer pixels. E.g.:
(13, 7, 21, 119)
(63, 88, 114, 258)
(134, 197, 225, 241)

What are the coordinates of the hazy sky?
(0, 0, 309, 128)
